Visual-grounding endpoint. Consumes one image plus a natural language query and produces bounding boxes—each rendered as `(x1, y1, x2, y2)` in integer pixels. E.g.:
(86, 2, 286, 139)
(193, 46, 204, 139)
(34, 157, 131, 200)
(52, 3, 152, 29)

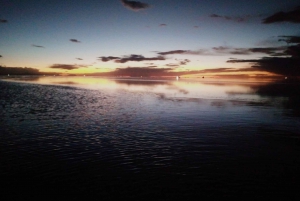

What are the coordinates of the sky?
(0, 0, 299, 77)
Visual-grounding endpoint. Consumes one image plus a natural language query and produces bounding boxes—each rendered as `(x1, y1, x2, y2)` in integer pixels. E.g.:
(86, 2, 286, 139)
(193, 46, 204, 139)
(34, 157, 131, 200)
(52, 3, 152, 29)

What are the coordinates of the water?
(0, 76, 299, 199)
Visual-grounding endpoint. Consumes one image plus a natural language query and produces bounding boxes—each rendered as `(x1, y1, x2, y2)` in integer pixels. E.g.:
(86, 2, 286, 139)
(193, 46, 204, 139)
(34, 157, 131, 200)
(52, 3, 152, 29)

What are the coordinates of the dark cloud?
(49, 64, 88, 70)
(197, 68, 233, 74)
(249, 47, 285, 55)
(76, 58, 83, 60)
(111, 67, 173, 77)
(212, 46, 231, 53)
(158, 47, 285, 56)
(0, 55, 2, 58)
(212, 46, 287, 56)
(165, 63, 180, 67)
(159, 24, 167, 27)
(158, 50, 189, 55)
(0, 19, 8, 23)
(0, 66, 40, 75)
(256, 37, 284, 46)
(158, 49, 212, 56)
(240, 47, 285, 56)
(70, 39, 81, 43)
(195, 67, 257, 74)
(263, 6, 300, 24)
(99, 56, 121, 62)
(210, 14, 249, 23)
(278, 36, 300, 44)
(284, 43, 300, 57)
(179, 59, 190, 65)
(114, 54, 165, 63)
(194, 26, 199, 28)
(89, 66, 262, 77)
(228, 57, 300, 76)
(121, 0, 150, 11)
(32, 44, 45, 48)
(210, 14, 222, 18)
(228, 35, 300, 76)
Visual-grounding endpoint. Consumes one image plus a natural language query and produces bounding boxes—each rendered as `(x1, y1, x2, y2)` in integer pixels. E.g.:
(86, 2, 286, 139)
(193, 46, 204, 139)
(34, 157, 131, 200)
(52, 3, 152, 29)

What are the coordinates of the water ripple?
(1, 80, 300, 199)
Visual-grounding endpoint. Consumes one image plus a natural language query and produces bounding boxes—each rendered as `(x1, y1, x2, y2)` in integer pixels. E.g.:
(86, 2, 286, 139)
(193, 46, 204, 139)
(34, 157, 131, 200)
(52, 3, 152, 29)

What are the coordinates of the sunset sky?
(0, 0, 299, 77)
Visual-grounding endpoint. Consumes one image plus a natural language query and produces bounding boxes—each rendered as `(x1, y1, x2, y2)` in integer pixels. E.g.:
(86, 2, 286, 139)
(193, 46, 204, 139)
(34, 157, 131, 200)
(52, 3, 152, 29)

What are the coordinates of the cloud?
(165, 63, 180, 67)
(159, 24, 167, 27)
(49, 64, 88, 70)
(256, 37, 284, 46)
(278, 36, 300, 44)
(76, 58, 83, 60)
(157, 49, 213, 56)
(120, 0, 150, 11)
(32, 44, 45, 48)
(0, 66, 41, 75)
(209, 14, 249, 23)
(263, 6, 300, 24)
(227, 35, 300, 76)
(213, 46, 287, 56)
(115, 55, 165, 63)
(158, 50, 189, 55)
(70, 39, 81, 43)
(99, 54, 165, 63)
(195, 67, 257, 74)
(158, 47, 285, 56)
(0, 19, 8, 23)
(212, 46, 231, 53)
(0, 55, 2, 58)
(98, 56, 121, 62)
(111, 67, 173, 77)
(181, 59, 190, 65)
(228, 57, 300, 76)
(210, 14, 222, 18)
(249, 47, 285, 55)
(194, 26, 199, 28)
(89, 65, 264, 77)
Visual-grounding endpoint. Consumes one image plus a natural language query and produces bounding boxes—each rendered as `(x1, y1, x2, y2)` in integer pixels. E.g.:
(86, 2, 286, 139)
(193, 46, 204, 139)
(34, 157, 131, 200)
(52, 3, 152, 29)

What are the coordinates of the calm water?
(0, 76, 299, 199)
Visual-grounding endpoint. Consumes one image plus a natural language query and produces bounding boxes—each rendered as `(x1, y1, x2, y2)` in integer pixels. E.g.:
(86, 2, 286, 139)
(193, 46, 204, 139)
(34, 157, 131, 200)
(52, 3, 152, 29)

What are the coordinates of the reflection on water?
(0, 75, 267, 100)
(0, 76, 299, 199)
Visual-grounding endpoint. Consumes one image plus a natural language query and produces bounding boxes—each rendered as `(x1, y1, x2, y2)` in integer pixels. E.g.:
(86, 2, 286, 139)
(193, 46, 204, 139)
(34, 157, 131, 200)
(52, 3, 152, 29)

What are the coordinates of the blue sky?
(0, 0, 299, 76)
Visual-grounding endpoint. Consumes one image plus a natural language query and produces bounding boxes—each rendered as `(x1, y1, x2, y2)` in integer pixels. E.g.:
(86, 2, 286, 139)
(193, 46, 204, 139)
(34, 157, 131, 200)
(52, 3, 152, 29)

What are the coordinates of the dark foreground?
(0, 79, 300, 199)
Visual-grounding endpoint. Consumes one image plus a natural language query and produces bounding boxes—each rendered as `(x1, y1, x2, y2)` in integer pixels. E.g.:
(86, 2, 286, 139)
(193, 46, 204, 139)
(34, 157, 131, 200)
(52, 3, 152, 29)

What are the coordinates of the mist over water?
(0, 76, 299, 199)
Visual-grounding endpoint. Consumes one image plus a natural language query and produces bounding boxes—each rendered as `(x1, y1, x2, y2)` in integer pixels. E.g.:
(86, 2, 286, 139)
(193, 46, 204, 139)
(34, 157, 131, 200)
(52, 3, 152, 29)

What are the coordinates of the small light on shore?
(285, 77, 287, 80)
(7, 74, 10, 76)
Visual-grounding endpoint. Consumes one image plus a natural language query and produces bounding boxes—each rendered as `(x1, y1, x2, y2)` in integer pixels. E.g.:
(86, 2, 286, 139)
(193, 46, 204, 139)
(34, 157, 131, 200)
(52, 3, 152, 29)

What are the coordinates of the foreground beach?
(0, 77, 299, 199)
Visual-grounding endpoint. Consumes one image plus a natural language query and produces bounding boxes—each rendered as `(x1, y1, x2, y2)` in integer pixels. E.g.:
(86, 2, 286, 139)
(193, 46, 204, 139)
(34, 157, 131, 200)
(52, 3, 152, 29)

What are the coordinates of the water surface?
(0, 76, 299, 199)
